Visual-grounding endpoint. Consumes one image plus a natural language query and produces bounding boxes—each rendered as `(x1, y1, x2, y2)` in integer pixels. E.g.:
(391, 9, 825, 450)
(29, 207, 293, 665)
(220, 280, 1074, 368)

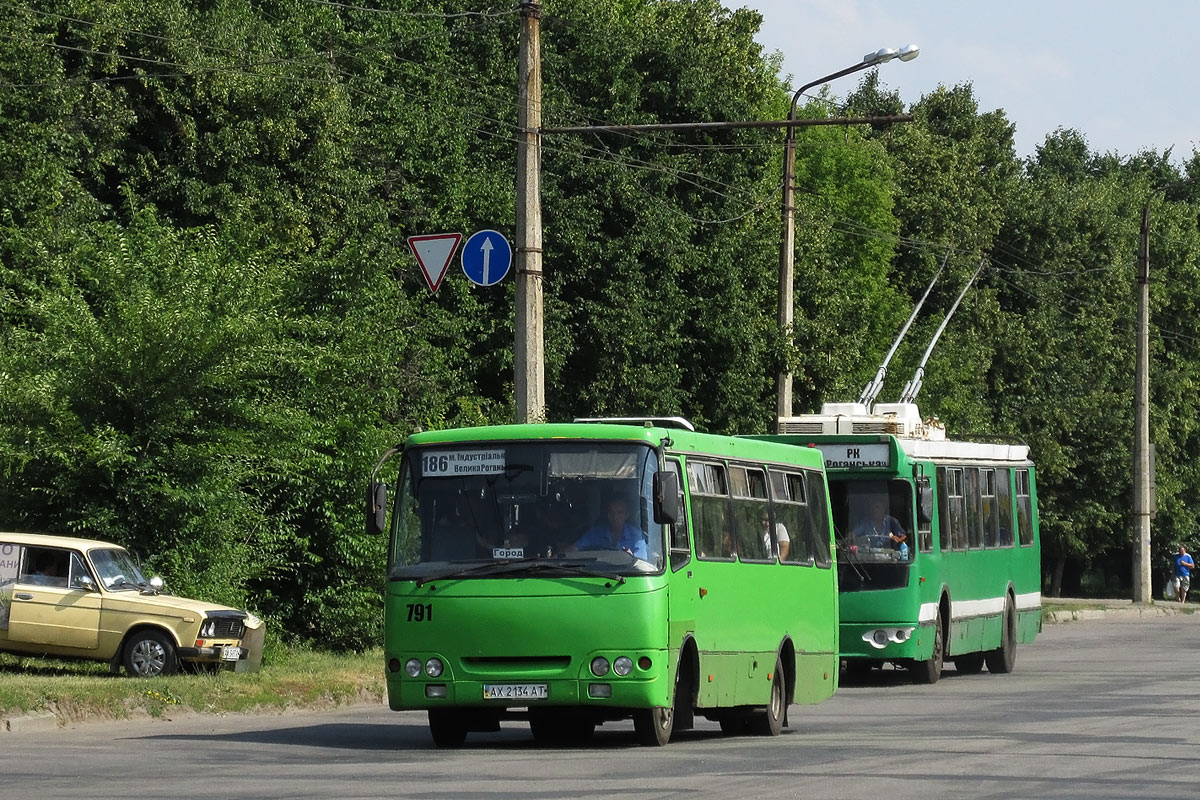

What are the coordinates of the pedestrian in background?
(1172, 545, 1194, 603)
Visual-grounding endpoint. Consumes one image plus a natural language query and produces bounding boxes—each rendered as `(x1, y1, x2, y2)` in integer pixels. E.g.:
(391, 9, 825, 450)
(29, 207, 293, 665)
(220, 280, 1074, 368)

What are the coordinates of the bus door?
(664, 459, 697, 657)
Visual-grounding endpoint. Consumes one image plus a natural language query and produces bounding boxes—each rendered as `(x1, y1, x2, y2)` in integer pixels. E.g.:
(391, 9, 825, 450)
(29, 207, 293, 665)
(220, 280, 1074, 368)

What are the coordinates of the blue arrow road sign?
(461, 229, 512, 287)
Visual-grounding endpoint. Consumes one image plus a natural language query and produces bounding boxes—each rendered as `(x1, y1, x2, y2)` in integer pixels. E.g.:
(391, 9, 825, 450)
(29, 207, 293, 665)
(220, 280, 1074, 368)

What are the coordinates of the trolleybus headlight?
(425, 658, 444, 677)
(591, 656, 610, 677)
(873, 629, 889, 646)
(404, 658, 422, 677)
(613, 656, 634, 677)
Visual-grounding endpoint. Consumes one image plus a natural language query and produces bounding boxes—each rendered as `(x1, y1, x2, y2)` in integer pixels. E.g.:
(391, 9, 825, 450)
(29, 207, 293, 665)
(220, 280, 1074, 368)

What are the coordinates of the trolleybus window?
(1016, 468, 1034, 546)
(997, 467, 1014, 546)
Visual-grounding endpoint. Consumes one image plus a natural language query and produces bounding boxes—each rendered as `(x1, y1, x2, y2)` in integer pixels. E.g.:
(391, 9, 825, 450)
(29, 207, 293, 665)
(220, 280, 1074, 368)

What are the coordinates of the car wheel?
(123, 630, 179, 677)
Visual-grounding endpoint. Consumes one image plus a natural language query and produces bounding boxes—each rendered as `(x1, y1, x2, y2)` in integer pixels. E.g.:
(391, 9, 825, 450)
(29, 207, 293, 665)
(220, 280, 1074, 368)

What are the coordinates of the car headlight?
(199, 620, 216, 638)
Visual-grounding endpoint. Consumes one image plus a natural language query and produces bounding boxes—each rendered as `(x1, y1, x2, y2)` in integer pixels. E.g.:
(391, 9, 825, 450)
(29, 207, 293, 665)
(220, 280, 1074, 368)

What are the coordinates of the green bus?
(756, 402, 1041, 684)
(367, 419, 839, 746)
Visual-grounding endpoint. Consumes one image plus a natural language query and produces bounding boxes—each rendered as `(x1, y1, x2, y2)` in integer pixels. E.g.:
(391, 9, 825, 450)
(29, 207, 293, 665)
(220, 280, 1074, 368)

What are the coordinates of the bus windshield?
(389, 441, 664, 580)
(830, 478, 913, 565)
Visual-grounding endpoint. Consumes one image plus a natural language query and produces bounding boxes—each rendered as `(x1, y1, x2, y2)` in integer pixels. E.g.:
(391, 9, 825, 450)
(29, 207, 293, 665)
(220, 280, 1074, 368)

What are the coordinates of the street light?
(775, 45, 919, 432)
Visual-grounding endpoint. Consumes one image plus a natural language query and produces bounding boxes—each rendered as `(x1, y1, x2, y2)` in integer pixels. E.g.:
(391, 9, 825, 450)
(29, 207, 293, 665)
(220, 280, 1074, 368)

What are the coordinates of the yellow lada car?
(0, 532, 264, 677)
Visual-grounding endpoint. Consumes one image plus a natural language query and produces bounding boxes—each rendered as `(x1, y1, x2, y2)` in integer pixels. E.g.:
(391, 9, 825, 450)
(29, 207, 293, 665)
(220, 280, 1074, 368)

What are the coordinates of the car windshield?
(88, 548, 149, 591)
(389, 441, 665, 580)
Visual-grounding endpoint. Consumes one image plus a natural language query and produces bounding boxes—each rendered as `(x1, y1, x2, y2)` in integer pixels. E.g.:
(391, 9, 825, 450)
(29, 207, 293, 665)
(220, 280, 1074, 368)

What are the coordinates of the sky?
(721, 0, 1199, 163)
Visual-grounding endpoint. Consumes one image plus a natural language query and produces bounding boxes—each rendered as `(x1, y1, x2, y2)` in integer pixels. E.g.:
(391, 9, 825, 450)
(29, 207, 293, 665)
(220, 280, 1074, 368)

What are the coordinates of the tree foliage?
(3, 0, 1200, 648)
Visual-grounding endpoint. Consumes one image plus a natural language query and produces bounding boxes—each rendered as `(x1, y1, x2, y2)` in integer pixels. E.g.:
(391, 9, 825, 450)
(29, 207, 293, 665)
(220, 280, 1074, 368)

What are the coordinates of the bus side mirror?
(654, 472, 679, 525)
(367, 482, 388, 535)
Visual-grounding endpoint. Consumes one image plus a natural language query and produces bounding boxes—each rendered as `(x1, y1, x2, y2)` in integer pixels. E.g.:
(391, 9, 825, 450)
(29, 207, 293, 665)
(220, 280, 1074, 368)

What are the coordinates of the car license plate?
(482, 683, 547, 700)
(221, 646, 242, 662)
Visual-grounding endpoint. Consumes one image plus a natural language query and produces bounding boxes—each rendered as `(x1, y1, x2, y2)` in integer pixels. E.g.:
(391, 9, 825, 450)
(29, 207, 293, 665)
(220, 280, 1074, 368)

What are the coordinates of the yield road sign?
(461, 229, 512, 287)
(408, 233, 462, 292)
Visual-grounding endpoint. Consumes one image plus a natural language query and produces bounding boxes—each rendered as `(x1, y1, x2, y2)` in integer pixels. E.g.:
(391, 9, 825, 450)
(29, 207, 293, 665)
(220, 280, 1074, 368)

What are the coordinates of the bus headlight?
(591, 657, 610, 677)
(425, 658, 444, 677)
(405, 659, 422, 677)
(613, 656, 634, 677)
(862, 628, 917, 649)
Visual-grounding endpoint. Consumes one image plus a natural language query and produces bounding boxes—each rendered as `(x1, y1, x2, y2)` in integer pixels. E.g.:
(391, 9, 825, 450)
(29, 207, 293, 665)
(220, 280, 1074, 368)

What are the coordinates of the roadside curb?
(3, 712, 58, 733)
(1043, 602, 1196, 624)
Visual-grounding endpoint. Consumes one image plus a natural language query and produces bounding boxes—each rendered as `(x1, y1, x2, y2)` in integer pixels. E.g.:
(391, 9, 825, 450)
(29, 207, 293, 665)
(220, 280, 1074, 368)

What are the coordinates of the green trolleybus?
(367, 418, 839, 746)
(757, 402, 1041, 684)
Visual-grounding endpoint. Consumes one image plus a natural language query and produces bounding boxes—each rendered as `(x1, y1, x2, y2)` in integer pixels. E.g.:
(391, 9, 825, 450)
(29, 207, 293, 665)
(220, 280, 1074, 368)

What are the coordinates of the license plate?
(221, 646, 242, 662)
(482, 683, 547, 700)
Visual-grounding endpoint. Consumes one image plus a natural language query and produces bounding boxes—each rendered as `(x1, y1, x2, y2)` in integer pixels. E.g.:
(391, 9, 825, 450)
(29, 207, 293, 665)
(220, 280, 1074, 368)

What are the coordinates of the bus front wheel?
(633, 705, 674, 746)
(912, 609, 944, 685)
(428, 709, 468, 748)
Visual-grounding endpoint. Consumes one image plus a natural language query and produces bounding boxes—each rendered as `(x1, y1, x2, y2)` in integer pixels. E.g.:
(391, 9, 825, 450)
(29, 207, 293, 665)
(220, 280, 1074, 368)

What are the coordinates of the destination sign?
(816, 443, 891, 469)
(420, 450, 506, 477)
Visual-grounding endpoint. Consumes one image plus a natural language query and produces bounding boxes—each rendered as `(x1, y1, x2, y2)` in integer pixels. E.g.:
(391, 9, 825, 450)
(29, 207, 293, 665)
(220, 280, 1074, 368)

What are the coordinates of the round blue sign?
(460, 229, 512, 287)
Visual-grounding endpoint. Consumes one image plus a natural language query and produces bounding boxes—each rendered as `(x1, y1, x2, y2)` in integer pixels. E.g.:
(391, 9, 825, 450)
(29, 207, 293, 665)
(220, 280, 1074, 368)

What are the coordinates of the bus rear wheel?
(428, 709, 468, 748)
(985, 596, 1017, 674)
(750, 657, 786, 736)
(912, 609, 944, 685)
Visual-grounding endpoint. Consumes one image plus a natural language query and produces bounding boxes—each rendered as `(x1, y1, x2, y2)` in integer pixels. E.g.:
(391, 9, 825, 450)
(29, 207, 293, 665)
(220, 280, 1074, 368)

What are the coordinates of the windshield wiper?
(413, 557, 627, 587)
(490, 559, 627, 584)
(414, 561, 511, 588)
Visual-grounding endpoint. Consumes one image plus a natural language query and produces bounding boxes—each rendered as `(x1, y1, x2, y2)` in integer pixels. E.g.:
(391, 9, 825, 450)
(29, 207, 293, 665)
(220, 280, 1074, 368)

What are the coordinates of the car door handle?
(14, 592, 33, 600)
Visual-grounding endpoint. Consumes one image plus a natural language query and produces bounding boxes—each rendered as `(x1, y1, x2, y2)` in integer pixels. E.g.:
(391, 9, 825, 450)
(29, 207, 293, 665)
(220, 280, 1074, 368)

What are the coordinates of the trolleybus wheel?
(912, 609, 944, 685)
(428, 709, 468, 748)
(985, 596, 1017, 674)
(751, 657, 786, 737)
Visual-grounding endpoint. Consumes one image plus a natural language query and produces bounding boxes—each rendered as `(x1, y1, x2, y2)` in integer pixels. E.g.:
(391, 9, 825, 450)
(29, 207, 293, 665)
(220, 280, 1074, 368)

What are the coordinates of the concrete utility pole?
(1132, 201, 1152, 602)
(514, 0, 545, 423)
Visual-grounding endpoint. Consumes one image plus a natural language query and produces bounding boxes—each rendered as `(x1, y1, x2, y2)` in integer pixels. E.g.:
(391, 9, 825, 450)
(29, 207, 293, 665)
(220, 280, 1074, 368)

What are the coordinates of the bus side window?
(690, 461, 734, 560)
(668, 459, 691, 571)
(806, 471, 832, 568)
(769, 470, 810, 565)
(965, 468, 982, 549)
(981, 468, 998, 548)
(1016, 469, 1034, 546)
(730, 465, 771, 561)
(996, 467, 1014, 546)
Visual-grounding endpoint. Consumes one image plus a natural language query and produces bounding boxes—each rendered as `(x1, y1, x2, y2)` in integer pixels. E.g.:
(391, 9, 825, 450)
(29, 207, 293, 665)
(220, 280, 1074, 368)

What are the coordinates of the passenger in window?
(852, 498, 908, 557)
(574, 496, 648, 560)
(760, 513, 791, 561)
(26, 552, 65, 586)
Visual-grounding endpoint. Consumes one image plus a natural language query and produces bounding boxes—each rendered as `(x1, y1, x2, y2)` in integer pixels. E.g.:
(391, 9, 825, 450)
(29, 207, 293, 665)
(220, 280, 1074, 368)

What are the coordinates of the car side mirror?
(148, 576, 164, 593)
(74, 574, 96, 592)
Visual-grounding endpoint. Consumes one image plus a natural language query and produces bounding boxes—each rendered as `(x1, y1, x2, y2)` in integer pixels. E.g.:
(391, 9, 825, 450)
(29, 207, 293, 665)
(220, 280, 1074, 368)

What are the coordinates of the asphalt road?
(5, 615, 1199, 800)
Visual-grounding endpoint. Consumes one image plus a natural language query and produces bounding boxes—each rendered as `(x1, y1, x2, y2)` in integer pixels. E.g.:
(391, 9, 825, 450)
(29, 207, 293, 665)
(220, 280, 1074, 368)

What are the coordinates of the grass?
(0, 647, 385, 726)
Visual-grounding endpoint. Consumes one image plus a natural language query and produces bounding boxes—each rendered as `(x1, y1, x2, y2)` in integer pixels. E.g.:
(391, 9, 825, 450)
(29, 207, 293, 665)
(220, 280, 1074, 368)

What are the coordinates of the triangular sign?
(408, 233, 462, 292)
